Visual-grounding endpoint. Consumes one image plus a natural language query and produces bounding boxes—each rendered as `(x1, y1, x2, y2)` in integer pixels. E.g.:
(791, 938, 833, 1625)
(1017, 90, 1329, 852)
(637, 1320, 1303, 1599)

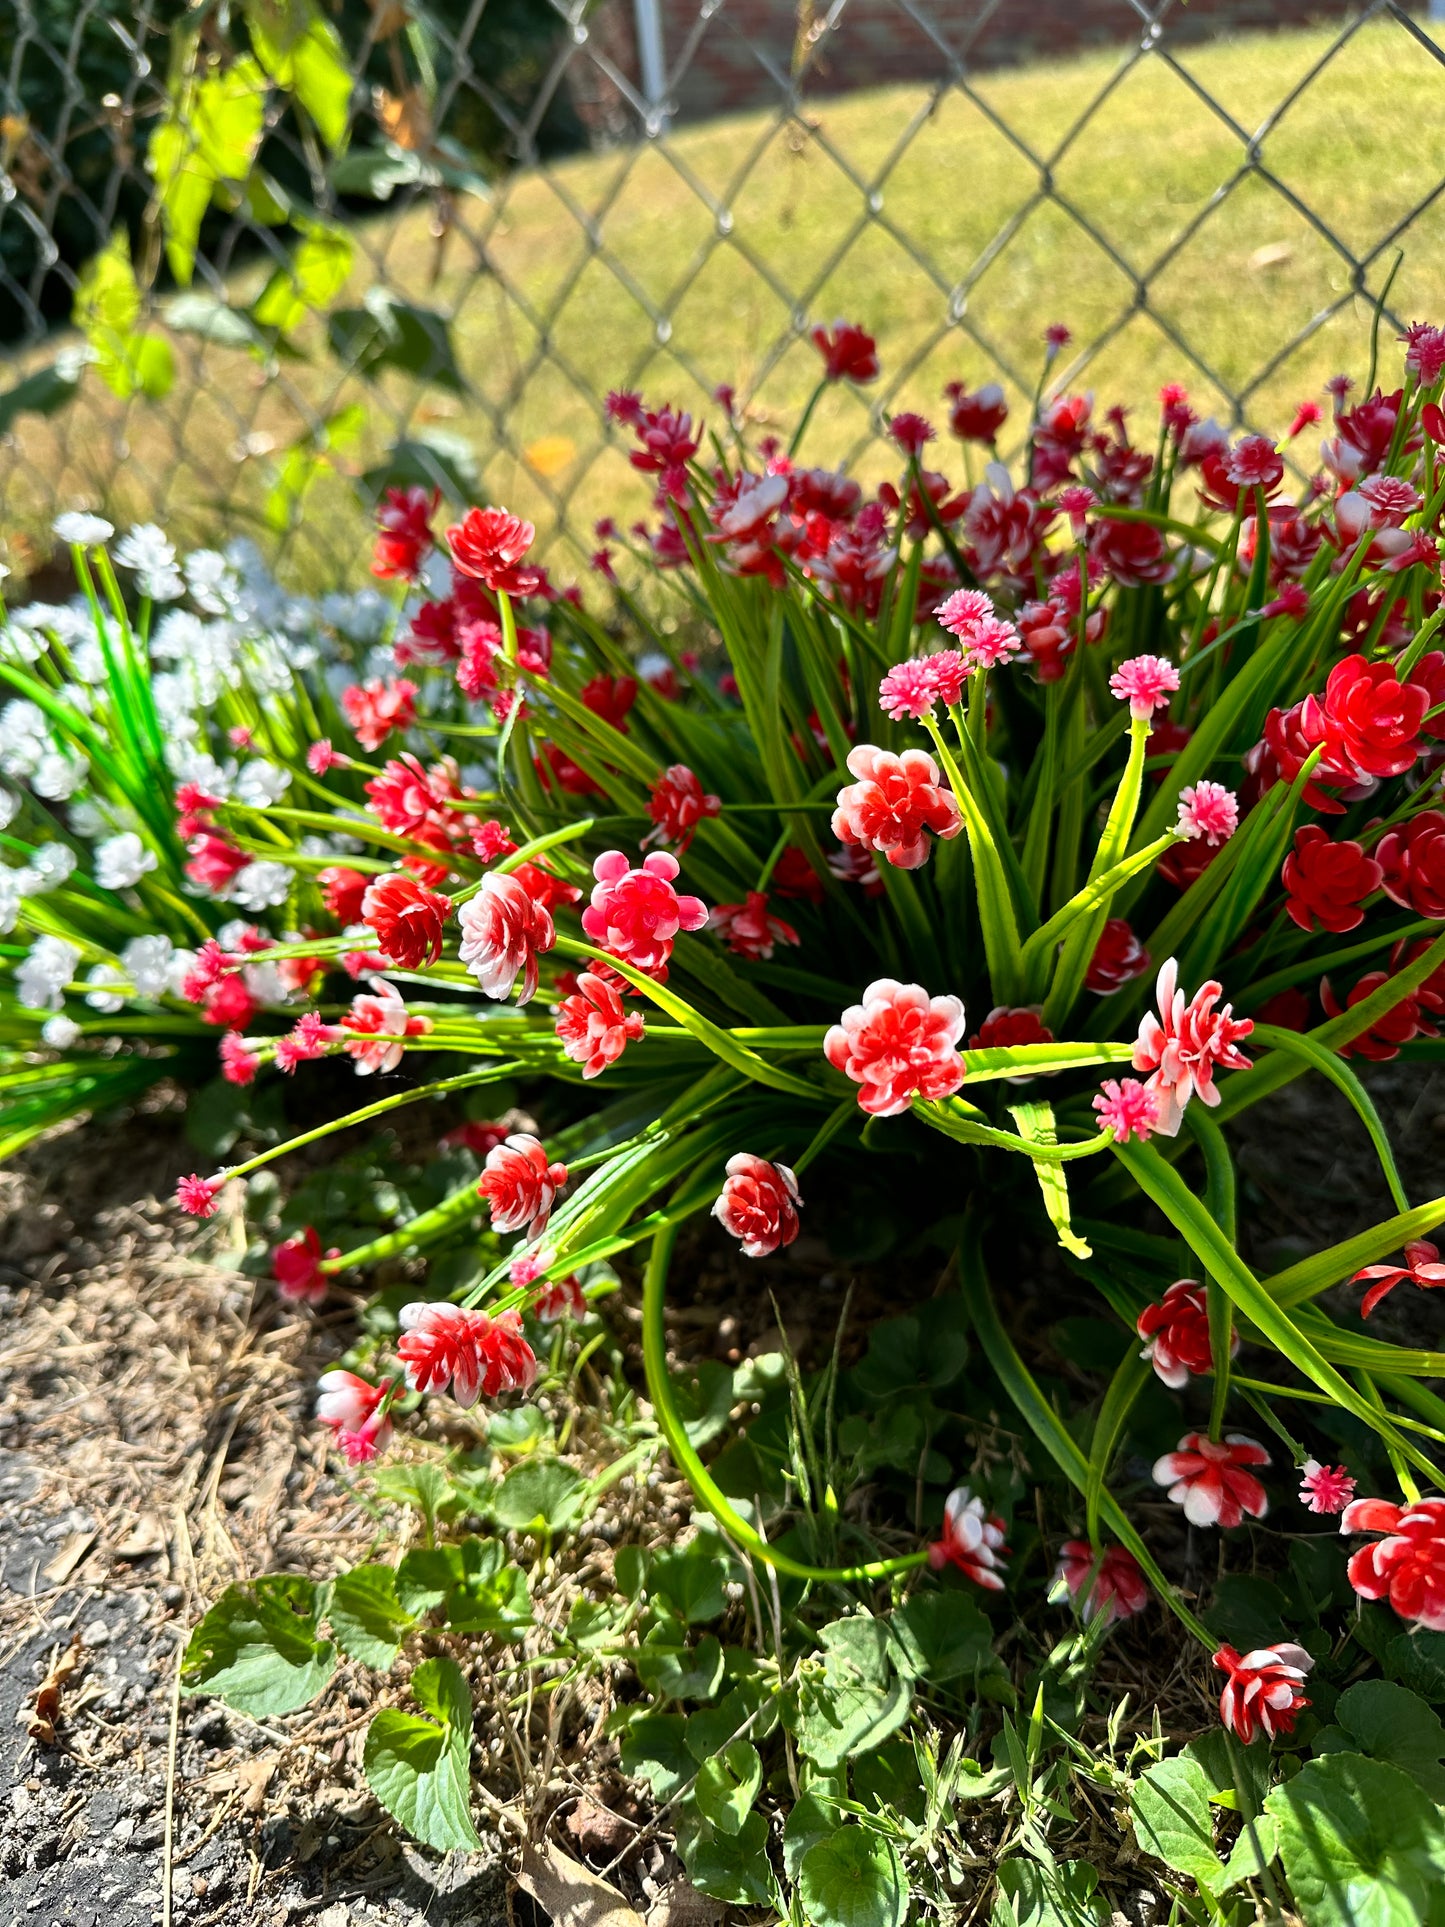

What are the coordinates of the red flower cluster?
(316, 1371, 395, 1465)
(446, 506, 541, 596)
(645, 765, 720, 852)
(811, 320, 879, 384)
(708, 892, 799, 961)
(457, 870, 555, 1005)
(1086, 919, 1149, 995)
(341, 978, 431, 1075)
(477, 1133, 568, 1236)
(554, 971, 646, 1078)
(581, 850, 707, 979)
(1351, 1237, 1445, 1317)
(1343, 1495, 1445, 1631)
(341, 678, 418, 753)
(1378, 811, 1445, 919)
(833, 744, 962, 871)
(928, 1487, 1009, 1590)
(1282, 824, 1382, 934)
(1136, 1278, 1237, 1388)
(1260, 653, 1431, 810)
(1131, 960, 1253, 1136)
(713, 1154, 801, 1257)
(397, 1302, 537, 1408)
(1215, 1642, 1312, 1744)
(318, 865, 370, 926)
(1051, 1541, 1147, 1626)
(361, 873, 450, 969)
(371, 486, 438, 583)
(272, 1226, 334, 1305)
(825, 978, 966, 1116)
(1153, 1432, 1269, 1528)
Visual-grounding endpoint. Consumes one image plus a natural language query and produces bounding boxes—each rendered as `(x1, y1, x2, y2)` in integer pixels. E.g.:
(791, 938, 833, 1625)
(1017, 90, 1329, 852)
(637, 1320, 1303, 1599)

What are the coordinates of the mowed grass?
(6, 15, 1445, 583)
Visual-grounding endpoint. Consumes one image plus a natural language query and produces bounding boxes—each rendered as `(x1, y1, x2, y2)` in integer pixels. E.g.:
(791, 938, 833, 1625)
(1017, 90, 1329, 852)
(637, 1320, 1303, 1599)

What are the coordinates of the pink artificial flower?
(1086, 919, 1150, 994)
(928, 1487, 1009, 1589)
(341, 678, 419, 753)
(878, 658, 940, 722)
(933, 588, 1021, 670)
(1131, 959, 1253, 1136)
(889, 412, 936, 457)
(473, 820, 518, 865)
(533, 1273, 587, 1322)
(645, 765, 721, 853)
(708, 892, 800, 962)
(1051, 1541, 1148, 1626)
(446, 506, 542, 597)
(1153, 1432, 1270, 1528)
(1287, 398, 1324, 438)
(273, 1226, 335, 1305)
(1058, 484, 1096, 540)
(319, 866, 371, 925)
(554, 971, 646, 1078)
(824, 977, 966, 1116)
(1109, 654, 1180, 722)
(1044, 322, 1072, 353)
(341, 977, 433, 1075)
(832, 744, 962, 871)
(810, 321, 880, 384)
(396, 1302, 537, 1408)
(177, 1173, 223, 1218)
(1351, 1238, 1445, 1318)
(477, 1133, 568, 1236)
(316, 1371, 396, 1464)
(307, 739, 345, 775)
(1092, 1077, 1158, 1143)
(581, 850, 708, 979)
(219, 1031, 260, 1086)
(371, 485, 438, 583)
(1402, 321, 1445, 386)
(1342, 1495, 1445, 1630)
(1137, 1278, 1236, 1387)
(1215, 1642, 1313, 1744)
(457, 870, 556, 1005)
(1299, 1460, 1356, 1515)
(1176, 781, 1239, 846)
(712, 1153, 802, 1257)
(185, 834, 251, 894)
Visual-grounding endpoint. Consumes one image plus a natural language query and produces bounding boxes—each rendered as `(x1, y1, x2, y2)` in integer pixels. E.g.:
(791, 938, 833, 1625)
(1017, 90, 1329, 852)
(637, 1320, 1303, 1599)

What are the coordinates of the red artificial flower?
(1176, 781, 1239, 847)
(810, 320, 880, 384)
(1109, 653, 1179, 722)
(1051, 1541, 1148, 1626)
(968, 1006, 1054, 1051)
(1351, 1238, 1445, 1318)
(1282, 825, 1383, 935)
(1093, 1077, 1158, 1143)
(580, 674, 638, 730)
(341, 678, 419, 753)
(1320, 967, 1433, 1061)
(508, 860, 582, 914)
(397, 1302, 537, 1408)
(1132, 959, 1253, 1136)
(446, 506, 541, 597)
(1153, 1432, 1270, 1528)
(1326, 653, 1429, 784)
(825, 977, 966, 1116)
(177, 1173, 223, 1218)
(366, 752, 460, 840)
(441, 1120, 510, 1158)
(199, 974, 258, 1032)
(1378, 811, 1445, 919)
(1090, 516, 1172, 586)
(341, 977, 432, 1075)
(1215, 1642, 1312, 1744)
(889, 412, 936, 458)
(1343, 1494, 1445, 1630)
(1137, 1278, 1237, 1388)
(477, 1133, 568, 1236)
(318, 865, 371, 926)
(944, 379, 1007, 443)
(832, 744, 962, 872)
(455, 619, 502, 700)
(456, 870, 555, 1005)
(626, 405, 702, 499)
(361, 873, 451, 969)
(928, 1486, 1009, 1590)
(554, 971, 646, 1078)
(771, 846, 826, 904)
(316, 1370, 395, 1464)
(581, 850, 707, 979)
(273, 1226, 334, 1305)
(646, 765, 720, 853)
(185, 834, 250, 894)
(1299, 1460, 1356, 1515)
(708, 892, 800, 962)
(1086, 919, 1150, 994)
(713, 1153, 802, 1257)
(219, 1031, 260, 1085)
(372, 485, 438, 582)
(275, 1012, 337, 1074)
(533, 1273, 587, 1322)
(1032, 392, 1092, 489)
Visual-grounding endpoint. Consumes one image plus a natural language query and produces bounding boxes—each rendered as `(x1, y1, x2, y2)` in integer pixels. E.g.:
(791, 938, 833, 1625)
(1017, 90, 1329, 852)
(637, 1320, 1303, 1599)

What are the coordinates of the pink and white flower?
(1153, 1432, 1269, 1528)
(457, 869, 556, 1005)
(1215, 1642, 1313, 1743)
(832, 745, 962, 871)
(1131, 959, 1253, 1136)
(1176, 781, 1239, 846)
(1109, 654, 1180, 722)
(316, 1371, 395, 1464)
(581, 850, 708, 979)
(713, 1154, 801, 1257)
(1299, 1460, 1356, 1515)
(396, 1302, 537, 1408)
(825, 978, 966, 1116)
(477, 1133, 568, 1236)
(1051, 1541, 1148, 1626)
(928, 1487, 1009, 1589)
(341, 977, 432, 1075)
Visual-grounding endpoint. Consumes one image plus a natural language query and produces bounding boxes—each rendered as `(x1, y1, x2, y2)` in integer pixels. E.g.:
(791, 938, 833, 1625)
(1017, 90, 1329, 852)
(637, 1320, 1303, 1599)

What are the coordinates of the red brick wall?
(577, 0, 1376, 128)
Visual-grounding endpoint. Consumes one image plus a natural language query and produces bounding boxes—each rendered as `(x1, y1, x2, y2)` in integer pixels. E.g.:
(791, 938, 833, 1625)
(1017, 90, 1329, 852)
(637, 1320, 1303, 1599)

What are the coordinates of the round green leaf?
(694, 1741, 762, 1837)
(799, 1826, 907, 1927)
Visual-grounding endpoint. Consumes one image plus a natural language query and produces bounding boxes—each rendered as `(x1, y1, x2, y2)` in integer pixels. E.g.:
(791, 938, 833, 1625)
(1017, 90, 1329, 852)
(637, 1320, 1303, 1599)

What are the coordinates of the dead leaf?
(646, 1880, 726, 1927)
(515, 1841, 647, 1927)
(23, 1636, 83, 1745)
(565, 1795, 637, 1859)
(42, 1527, 97, 1584)
(373, 85, 433, 154)
(1249, 241, 1293, 273)
(114, 1512, 168, 1560)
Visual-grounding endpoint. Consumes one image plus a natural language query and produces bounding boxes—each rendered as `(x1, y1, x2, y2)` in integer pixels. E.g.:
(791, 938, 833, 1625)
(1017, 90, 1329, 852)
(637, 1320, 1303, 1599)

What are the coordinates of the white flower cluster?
(15, 936, 82, 1011)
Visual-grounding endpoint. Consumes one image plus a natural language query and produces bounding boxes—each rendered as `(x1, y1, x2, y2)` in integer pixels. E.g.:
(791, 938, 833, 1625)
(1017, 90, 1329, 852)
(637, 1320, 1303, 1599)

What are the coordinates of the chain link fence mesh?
(1, 0, 1444, 584)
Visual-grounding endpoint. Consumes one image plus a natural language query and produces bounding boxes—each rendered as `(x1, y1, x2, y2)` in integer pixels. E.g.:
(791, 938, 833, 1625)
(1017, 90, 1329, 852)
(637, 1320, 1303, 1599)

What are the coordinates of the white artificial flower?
(242, 960, 287, 1004)
(66, 798, 107, 838)
(0, 869, 21, 934)
(229, 861, 291, 912)
(59, 678, 97, 713)
(28, 843, 77, 889)
(167, 947, 197, 996)
(0, 622, 45, 665)
(184, 550, 235, 616)
(0, 789, 17, 830)
(150, 608, 210, 663)
(0, 698, 48, 775)
(31, 751, 88, 801)
(120, 934, 174, 997)
(233, 760, 291, 809)
(84, 962, 127, 1013)
(15, 936, 81, 1010)
(52, 512, 114, 546)
(41, 1013, 81, 1049)
(94, 831, 158, 891)
(215, 918, 253, 951)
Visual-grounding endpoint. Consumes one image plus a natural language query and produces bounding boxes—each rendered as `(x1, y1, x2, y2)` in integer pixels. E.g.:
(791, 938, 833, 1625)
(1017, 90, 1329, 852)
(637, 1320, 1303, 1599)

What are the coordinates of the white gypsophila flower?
(60, 681, 97, 716)
(120, 934, 174, 997)
(15, 935, 81, 1010)
(243, 960, 287, 1004)
(41, 1013, 81, 1049)
(150, 608, 209, 664)
(114, 523, 175, 576)
(215, 918, 253, 951)
(233, 760, 291, 809)
(11, 867, 41, 897)
(229, 861, 291, 912)
(240, 637, 293, 699)
(0, 789, 17, 831)
(166, 746, 230, 796)
(0, 870, 21, 934)
(167, 947, 196, 996)
(49, 603, 96, 649)
(184, 550, 236, 615)
(0, 622, 45, 666)
(31, 751, 89, 801)
(0, 697, 48, 775)
(84, 963, 127, 1013)
(52, 511, 114, 546)
(28, 843, 77, 889)
(299, 835, 333, 857)
(152, 674, 202, 735)
(67, 640, 108, 685)
(94, 831, 158, 891)
(66, 798, 108, 838)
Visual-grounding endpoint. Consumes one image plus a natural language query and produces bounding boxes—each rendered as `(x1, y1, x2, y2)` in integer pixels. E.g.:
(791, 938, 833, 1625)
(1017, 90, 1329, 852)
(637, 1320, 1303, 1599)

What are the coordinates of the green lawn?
(6, 15, 1445, 583)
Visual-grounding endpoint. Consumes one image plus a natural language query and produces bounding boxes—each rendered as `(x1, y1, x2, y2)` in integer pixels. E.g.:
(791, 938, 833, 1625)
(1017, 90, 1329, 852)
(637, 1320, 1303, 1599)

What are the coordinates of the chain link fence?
(1, 0, 1444, 584)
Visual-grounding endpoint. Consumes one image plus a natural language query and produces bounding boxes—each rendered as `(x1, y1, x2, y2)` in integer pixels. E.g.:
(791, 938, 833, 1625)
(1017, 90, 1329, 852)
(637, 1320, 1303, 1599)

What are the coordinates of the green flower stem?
(320, 1171, 485, 1273)
(642, 1225, 927, 1585)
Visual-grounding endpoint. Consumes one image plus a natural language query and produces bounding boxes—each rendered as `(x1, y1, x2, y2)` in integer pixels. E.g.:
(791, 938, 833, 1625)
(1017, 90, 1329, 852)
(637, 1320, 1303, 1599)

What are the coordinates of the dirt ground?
(2, 1060, 1443, 1927)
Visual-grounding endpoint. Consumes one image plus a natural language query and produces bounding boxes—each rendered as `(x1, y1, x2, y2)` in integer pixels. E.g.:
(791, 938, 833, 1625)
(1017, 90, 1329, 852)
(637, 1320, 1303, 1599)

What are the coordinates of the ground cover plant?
(17, 314, 1445, 1920)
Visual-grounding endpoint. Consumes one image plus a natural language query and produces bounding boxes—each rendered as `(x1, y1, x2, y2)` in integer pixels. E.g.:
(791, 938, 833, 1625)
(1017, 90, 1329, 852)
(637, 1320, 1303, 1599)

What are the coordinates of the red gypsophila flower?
(825, 977, 966, 1117)
(1137, 1278, 1238, 1388)
(1051, 1541, 1148, 1627)
(1153, 1432, 1270, 1529)
(1378, 810, 1445, 920)
(457, 870, 555, 1005)
(361, 873, 451, 969)
(833, 744, 962, 872)
(1342, 1495, 1445, 1630)
(554, 971, 646, 1079)
(708, 892, 800, 962)
(316, 1370, 395, 1464)
(713, 1153, 801, 1257)
(1215, 1642, 1313, 1744)
(445, 506, 542, 597)
(341, 678, 418, 753)
(645, 765, 720, 853)
(396, 1302, 537, 1408)
(1132, 958, 1253, 1136)
(1351, 1238, 1445, 1318)
(1282, 825, 1383, 935)
(1299, 1460, 1356, 1515)
(1086, 919, 1150, 994)
(810, 320, 880, 384)
(272, 1226, 336, 1305)
(371, 486, 439, 583)
(928, 1487, 1009, 1590)
(477, 1133, 568, 1237)
(581, 850, 708, 979)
